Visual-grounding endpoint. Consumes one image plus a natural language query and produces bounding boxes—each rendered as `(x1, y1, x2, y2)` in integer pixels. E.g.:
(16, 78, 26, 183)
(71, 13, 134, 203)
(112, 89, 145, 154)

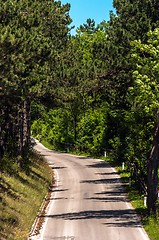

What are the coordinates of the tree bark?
(22, 98, 31, 156)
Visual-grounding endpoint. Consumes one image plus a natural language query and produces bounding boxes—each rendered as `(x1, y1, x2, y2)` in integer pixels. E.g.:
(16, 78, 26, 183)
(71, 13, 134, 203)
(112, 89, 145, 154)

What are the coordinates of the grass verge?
(115, 163, 159, 240)
(0, 152, 52, 240)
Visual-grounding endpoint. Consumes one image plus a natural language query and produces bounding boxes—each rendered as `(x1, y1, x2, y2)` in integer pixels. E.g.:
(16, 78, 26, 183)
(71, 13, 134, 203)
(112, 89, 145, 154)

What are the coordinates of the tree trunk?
(0, 109, 5, 157)
(22, 98, 31, 157)
(147, 109, 159, 216)
(16, 98, 31, 169)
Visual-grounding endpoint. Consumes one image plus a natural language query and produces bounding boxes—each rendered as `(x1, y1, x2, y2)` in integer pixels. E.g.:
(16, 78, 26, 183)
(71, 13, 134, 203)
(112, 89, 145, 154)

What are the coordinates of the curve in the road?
(29, 141, 150, 240)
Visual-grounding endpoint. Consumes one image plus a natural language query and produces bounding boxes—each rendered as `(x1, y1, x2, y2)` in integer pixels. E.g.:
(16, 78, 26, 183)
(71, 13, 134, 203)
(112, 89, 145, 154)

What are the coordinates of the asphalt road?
(30, 141, 150, 240)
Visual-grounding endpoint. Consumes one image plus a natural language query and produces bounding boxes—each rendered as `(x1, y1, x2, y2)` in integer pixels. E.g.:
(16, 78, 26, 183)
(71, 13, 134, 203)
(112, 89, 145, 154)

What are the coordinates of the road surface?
(30, 141, 150, 240)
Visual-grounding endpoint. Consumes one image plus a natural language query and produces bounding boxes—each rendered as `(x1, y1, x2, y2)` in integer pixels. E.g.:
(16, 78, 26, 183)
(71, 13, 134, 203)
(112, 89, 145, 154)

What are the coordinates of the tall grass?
(0, 152, 52, 240)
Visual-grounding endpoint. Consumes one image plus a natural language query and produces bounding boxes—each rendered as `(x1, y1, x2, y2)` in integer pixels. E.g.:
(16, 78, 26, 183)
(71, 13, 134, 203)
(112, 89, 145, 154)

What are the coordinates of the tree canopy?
(0, 0, 72, 168)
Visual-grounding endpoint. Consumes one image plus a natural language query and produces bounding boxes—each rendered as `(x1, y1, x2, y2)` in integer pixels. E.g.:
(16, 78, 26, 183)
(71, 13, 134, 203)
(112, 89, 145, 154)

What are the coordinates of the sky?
(60, 0, 114, 34)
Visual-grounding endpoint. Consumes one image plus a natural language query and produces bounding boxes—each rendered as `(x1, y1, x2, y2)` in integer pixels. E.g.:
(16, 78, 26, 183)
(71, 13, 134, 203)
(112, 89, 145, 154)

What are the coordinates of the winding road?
(30, 140, 150, 240)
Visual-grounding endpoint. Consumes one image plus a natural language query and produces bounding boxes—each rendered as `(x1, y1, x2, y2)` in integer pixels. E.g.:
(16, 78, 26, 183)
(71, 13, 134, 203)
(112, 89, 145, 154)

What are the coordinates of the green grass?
(41, 139, 55, 151)
(115, 164, 159, 240)
(129, 188, 159, 240)
(0, 152, 52, 240)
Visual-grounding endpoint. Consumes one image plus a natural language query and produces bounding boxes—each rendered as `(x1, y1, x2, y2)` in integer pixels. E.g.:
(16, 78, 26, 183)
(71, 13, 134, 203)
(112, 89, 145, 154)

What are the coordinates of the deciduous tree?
(130, 28, 159, 215)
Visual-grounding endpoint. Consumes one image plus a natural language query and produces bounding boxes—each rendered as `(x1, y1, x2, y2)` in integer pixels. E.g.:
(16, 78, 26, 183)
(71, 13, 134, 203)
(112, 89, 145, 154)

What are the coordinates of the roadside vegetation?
(112, 159, 159, 240)
(0, 152, 52, 240)
(1, 0, 159, 239)
(123, 179, 159, 240)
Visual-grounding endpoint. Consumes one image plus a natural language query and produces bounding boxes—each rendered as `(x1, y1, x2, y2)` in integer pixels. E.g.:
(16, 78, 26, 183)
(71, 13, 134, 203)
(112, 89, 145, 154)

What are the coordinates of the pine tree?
(0, 0, 71, 169)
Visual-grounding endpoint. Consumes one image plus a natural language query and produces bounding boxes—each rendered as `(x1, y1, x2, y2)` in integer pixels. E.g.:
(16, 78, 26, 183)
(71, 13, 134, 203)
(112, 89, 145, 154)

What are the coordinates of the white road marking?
(40, 169, 60, 240)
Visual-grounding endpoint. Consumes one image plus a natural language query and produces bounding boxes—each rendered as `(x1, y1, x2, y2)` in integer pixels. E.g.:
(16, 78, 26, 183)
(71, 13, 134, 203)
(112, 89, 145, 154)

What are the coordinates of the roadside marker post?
(144, 196, 147, 207)
(122, 162, 125, 170)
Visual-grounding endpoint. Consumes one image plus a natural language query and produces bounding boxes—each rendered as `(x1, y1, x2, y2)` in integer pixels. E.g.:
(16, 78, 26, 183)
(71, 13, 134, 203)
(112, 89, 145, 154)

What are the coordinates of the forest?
(0, 0, 159, 216)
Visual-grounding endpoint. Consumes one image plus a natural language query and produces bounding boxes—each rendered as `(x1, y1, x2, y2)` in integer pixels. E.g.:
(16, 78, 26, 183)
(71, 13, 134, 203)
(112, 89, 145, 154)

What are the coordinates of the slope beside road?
(29, 140, 150, 240)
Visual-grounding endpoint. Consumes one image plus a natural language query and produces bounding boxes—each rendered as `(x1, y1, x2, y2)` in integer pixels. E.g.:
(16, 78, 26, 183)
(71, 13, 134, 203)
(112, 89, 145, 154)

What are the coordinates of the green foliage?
(126, 28, 159, 170)
(0, 0, 72, 167)
(127, 28, 159, 214)
(46, 109, 74, 147)
(32, 108, 74, 150)
(130, 28, 159, 115)
(77, 108, 107, 153)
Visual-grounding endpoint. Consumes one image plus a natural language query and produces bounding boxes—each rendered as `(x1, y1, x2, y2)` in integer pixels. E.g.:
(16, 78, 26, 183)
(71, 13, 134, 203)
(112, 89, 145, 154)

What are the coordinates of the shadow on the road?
(86, 161, 110, 169)
(51, 166, 67, 170)
(95, 190, 125, 196)
(95, 172, 118, 176)
(80, 178, 120, 184)
(48, 163, 67, 170)
(49, 188, 69, 193)
(42, 209, 141, 228)
(50, 197, 68, 201)
(84, 196, 127, 203)
(75, 156, 92, 160)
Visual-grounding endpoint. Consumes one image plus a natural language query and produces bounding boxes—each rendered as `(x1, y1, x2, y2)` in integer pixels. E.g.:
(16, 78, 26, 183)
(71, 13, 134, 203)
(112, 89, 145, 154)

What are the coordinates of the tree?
(0, 0, 72, 169)
(77, 18, 96, 34)
(106, 0, 159, 108)
(129, 28, 159, 215)
(31, 19, 111, 153)
(99, 0, 159, 165)
(61, 20, 109, 144)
